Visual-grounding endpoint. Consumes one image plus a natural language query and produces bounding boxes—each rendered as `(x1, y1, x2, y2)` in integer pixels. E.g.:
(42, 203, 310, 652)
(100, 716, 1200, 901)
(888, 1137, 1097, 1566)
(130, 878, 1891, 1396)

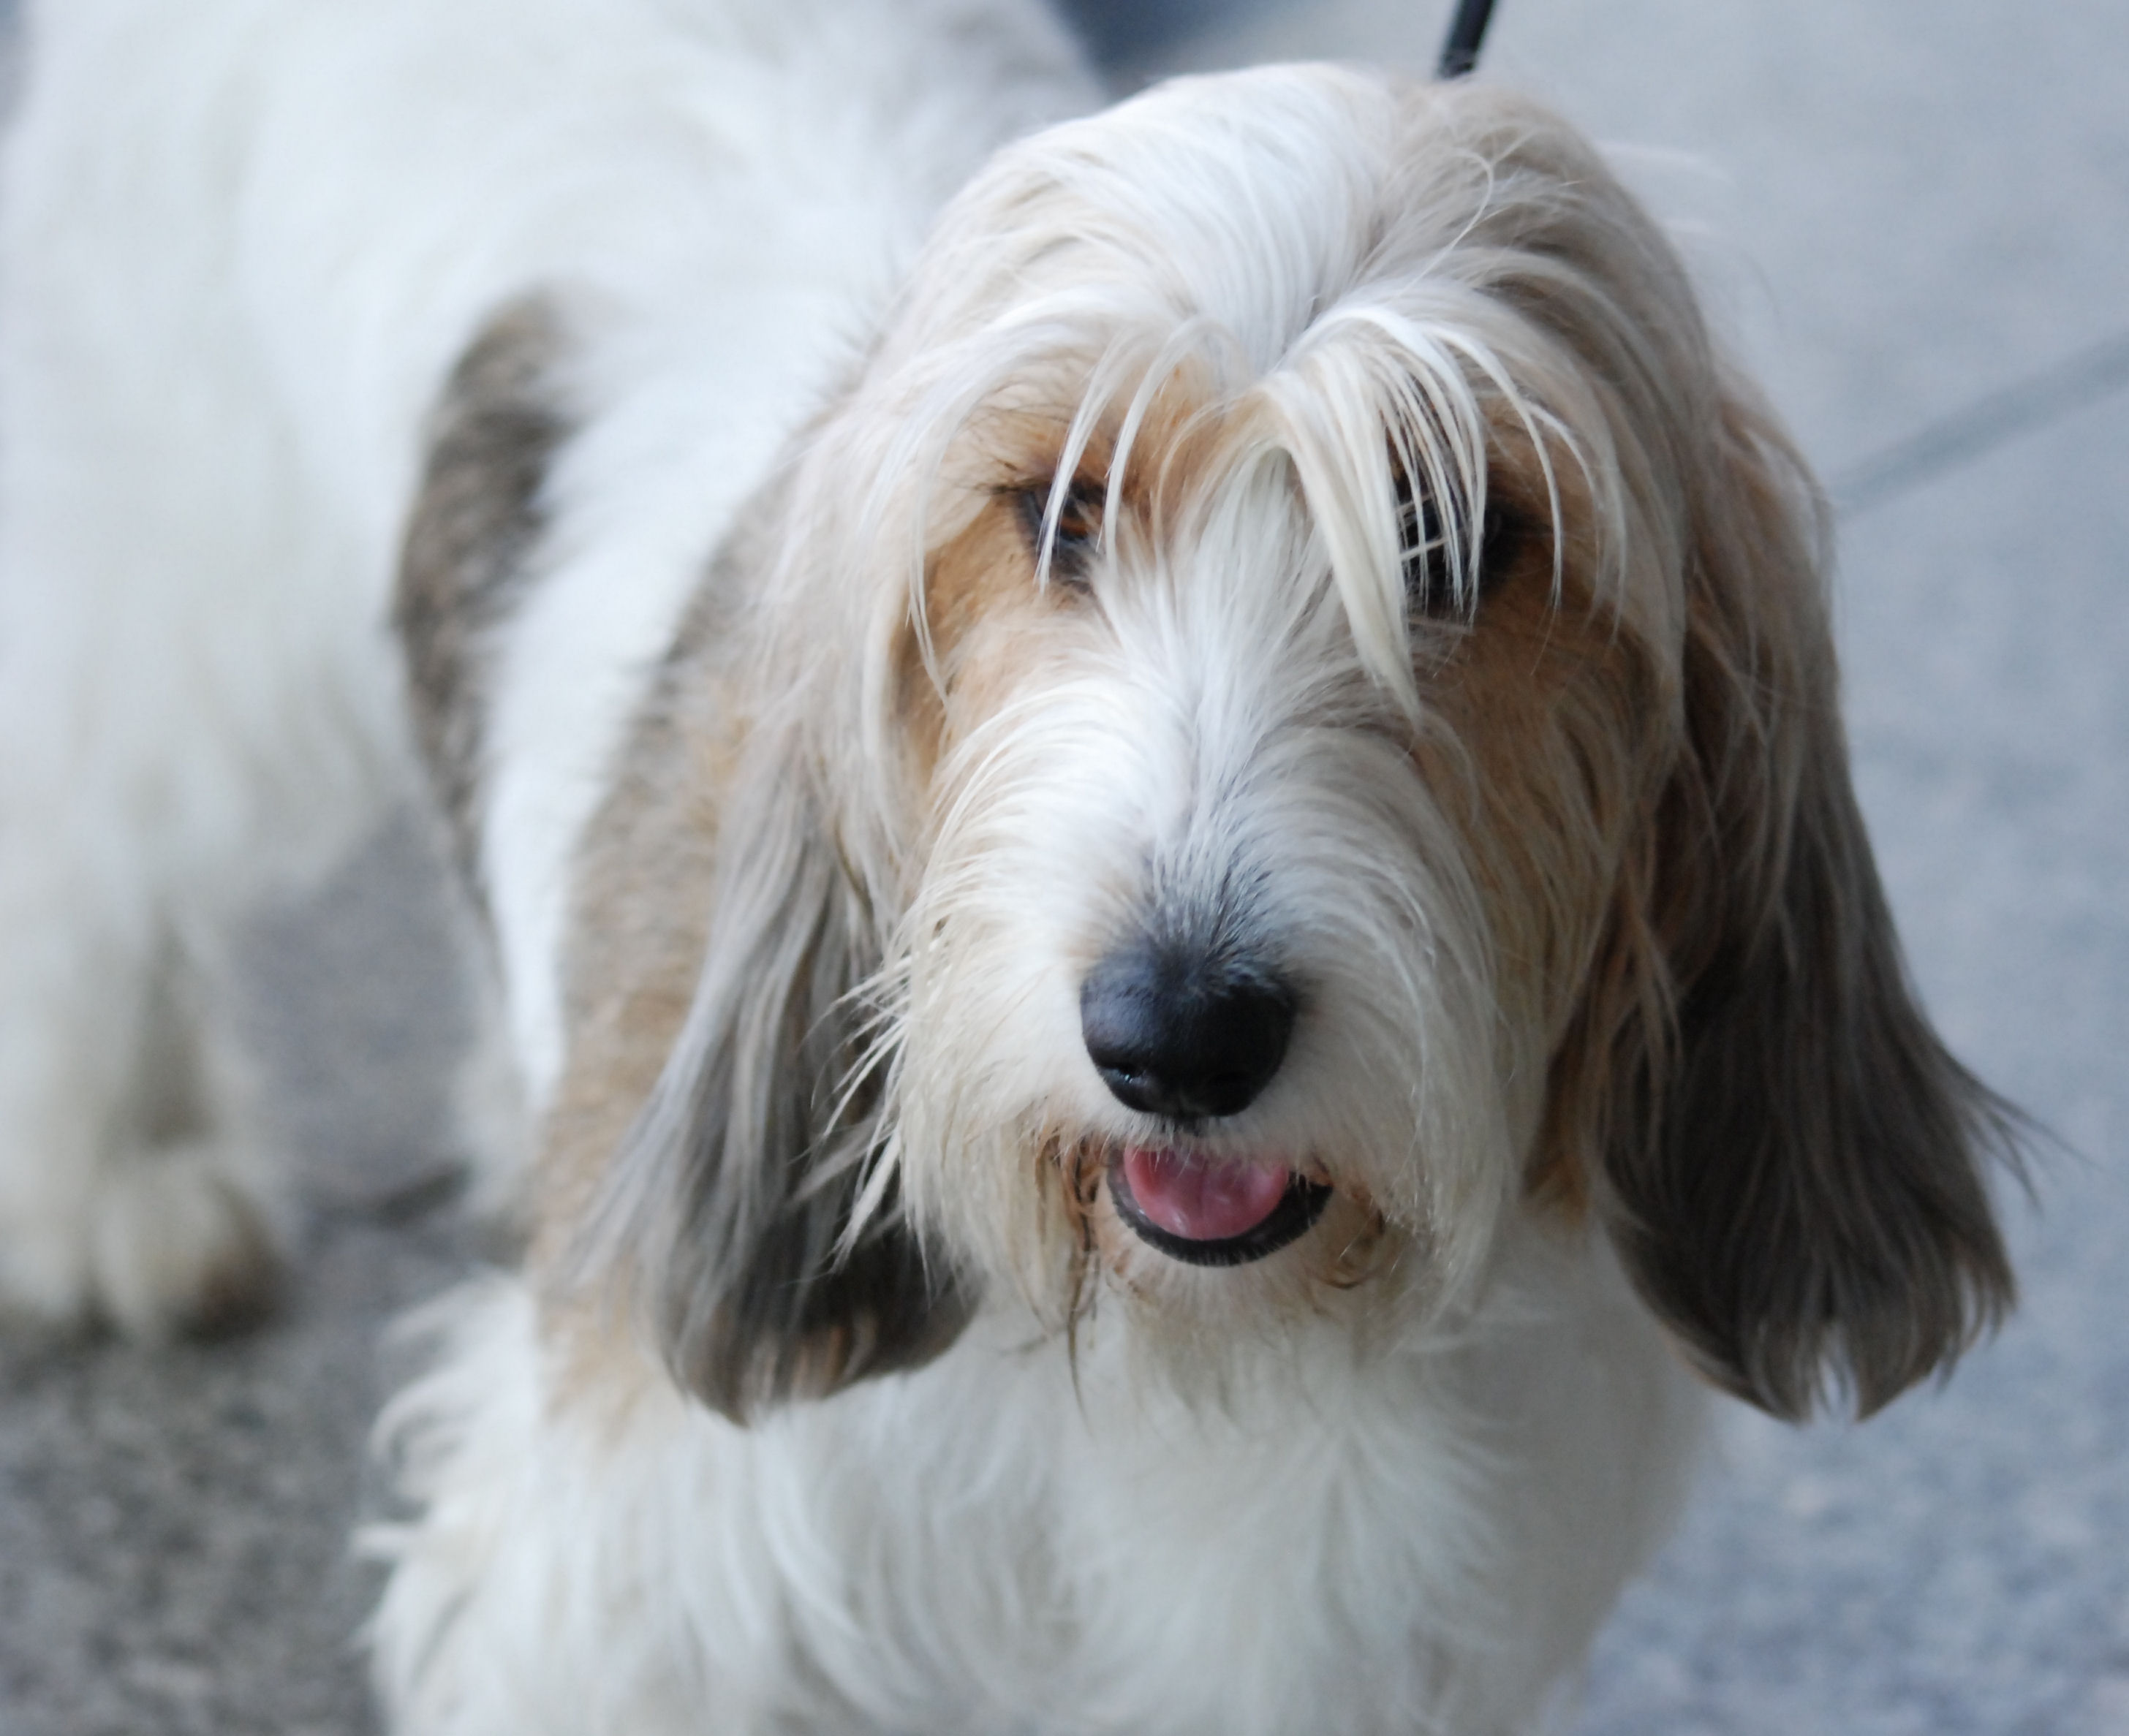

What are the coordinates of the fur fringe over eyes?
(504, 69, 2014, 1424)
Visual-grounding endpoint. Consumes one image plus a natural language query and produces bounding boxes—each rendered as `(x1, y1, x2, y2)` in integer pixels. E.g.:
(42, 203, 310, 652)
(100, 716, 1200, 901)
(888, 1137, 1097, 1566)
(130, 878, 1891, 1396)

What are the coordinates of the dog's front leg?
(0, 829, 287, 1335)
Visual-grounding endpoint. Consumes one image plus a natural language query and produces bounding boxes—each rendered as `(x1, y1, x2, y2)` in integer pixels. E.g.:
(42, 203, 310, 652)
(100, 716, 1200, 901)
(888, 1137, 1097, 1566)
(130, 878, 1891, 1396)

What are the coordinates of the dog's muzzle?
(1082, 940, 1324, 1265)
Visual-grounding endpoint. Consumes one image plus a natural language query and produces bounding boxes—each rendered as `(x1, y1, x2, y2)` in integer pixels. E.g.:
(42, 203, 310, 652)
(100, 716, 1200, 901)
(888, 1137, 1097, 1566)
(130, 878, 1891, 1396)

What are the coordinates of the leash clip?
(1436, 0, 1497, 79)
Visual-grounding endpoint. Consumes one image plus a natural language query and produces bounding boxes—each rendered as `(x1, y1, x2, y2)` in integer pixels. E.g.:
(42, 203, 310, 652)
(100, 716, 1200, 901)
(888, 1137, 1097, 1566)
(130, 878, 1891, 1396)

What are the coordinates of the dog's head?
(556, 67, 2014, 1422)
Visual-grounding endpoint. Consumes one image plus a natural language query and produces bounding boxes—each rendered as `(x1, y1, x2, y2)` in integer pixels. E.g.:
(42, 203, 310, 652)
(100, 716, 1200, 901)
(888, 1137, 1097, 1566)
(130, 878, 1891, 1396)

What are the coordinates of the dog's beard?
(874, 523, 1540, 1366)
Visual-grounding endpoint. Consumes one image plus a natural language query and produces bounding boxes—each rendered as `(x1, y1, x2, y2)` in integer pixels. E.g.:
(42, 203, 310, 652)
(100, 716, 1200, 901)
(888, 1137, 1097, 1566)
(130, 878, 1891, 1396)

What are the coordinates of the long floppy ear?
(1594, 387, 2019, 1421)
(542, 545, 970, 1425)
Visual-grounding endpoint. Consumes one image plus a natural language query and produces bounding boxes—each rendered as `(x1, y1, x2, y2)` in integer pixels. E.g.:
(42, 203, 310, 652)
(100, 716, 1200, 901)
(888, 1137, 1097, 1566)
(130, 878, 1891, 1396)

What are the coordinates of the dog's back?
(0, 0, 1093, 1332)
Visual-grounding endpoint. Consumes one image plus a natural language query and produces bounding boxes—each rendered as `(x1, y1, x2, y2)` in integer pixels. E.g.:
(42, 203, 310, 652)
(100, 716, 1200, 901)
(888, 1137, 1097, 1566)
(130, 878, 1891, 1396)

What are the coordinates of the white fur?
(373, 1231, 1699, 1736)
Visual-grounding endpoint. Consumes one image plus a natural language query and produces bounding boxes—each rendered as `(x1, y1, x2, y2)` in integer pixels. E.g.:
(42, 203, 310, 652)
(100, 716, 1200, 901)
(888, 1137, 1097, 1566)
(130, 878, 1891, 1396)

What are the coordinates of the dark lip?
(1104, 1156, 1334, 1269)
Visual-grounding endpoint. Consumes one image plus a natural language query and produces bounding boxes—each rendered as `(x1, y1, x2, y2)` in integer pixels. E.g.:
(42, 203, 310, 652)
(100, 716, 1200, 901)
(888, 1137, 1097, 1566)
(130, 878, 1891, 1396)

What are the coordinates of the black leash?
(1435, 0, 1497, 78)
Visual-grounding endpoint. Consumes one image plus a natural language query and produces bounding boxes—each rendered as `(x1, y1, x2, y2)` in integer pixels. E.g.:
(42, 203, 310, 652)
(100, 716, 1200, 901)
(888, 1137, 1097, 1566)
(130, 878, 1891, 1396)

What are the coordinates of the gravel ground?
(1, 1, 2123, 1732)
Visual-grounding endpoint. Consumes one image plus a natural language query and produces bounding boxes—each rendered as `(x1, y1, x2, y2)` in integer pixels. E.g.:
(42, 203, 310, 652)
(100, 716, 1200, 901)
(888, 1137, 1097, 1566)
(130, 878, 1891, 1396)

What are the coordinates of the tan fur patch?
(1403, 433, 1664, 1214)
(531, 619, 735, 1395)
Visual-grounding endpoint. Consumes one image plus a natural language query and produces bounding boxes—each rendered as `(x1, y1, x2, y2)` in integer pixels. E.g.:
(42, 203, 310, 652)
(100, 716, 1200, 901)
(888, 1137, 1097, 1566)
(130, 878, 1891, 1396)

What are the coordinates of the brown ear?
(545, 572, 970, 1424)
(1594, 390, 2018, 1420)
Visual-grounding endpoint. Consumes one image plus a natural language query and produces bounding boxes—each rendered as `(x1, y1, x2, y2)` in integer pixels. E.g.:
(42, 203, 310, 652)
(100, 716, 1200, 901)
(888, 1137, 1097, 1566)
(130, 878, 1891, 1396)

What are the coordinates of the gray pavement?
(2, 1, 2125, 1732)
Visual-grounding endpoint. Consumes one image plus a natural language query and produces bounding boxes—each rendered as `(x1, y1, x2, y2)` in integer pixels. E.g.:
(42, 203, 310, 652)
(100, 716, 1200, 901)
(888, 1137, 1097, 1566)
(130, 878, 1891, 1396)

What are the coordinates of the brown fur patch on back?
(396, 299, 572, 889)
(1405, 433, 1663, 1217)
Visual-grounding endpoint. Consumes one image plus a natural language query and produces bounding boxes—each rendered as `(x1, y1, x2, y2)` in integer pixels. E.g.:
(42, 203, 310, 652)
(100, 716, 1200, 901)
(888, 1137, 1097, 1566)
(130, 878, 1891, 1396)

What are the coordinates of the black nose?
(1080, 943, 1296, 1121)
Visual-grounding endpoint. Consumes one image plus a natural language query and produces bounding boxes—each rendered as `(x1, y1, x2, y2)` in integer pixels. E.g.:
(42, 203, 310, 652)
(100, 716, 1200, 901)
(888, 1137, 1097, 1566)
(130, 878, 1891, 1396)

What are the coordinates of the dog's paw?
(82, 1143, 284, 1336)
(1, 1148, 282, 1336)
(0, 1153, 284, 1339)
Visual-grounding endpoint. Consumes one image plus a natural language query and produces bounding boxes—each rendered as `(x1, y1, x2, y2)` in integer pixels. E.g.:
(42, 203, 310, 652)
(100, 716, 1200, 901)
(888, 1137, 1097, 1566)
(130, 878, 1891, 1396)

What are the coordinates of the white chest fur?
(374, 1226, 1701, 1735)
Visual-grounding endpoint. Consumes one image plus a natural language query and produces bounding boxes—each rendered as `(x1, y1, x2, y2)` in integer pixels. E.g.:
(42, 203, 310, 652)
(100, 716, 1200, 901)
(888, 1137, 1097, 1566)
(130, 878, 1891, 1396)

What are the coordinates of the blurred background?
(0, 1, 2123, 1732)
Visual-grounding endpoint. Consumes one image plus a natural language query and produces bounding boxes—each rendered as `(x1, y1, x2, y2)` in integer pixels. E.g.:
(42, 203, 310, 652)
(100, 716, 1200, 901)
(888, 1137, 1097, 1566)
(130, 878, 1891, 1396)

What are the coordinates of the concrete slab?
(0, 1213, 469, 1736)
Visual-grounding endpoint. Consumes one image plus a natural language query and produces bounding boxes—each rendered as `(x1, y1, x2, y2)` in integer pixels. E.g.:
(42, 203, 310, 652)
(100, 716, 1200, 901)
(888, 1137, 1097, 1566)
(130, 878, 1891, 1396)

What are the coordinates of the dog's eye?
(1013, 477, 1103, 588)
(1396, 466, 1519, 619)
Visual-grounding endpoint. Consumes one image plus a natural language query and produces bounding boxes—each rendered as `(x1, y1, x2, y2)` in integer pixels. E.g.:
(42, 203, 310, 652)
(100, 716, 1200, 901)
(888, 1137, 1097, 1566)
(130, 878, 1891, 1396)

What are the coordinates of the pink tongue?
(1121, 1148, 1293, 1242)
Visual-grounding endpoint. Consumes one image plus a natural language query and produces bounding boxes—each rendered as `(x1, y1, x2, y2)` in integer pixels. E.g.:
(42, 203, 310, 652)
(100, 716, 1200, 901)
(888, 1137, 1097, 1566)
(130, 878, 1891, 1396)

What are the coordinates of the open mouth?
(1105, 1146, 1332, 1267)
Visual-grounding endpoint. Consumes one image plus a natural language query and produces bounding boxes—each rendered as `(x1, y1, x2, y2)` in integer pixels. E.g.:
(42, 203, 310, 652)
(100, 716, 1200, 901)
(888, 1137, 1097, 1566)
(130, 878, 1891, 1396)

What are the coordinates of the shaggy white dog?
(0, 1, 2015, 1730)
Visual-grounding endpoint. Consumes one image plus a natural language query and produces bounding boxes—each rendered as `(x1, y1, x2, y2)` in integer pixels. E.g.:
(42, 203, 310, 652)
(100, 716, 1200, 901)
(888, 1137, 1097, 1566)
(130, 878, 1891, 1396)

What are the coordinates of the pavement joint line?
(1829, 327, 2129, 518)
